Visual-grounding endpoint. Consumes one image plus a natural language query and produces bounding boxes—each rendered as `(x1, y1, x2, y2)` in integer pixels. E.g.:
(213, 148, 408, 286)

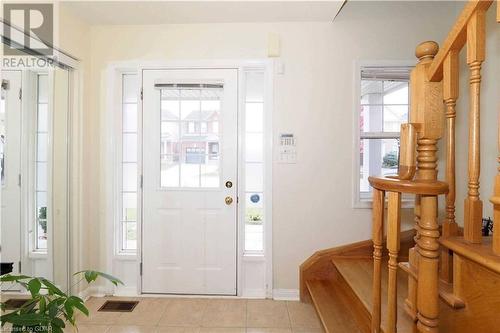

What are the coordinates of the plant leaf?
(67, 296, 89, 316)
(74, 270, 123, 286)
(28, 278, 42, 297)
(64, 300, 74, 319)
(40, 278, 65, 296)
(0, 312, 51, 326)
(0, 274, 31, 282)
(52, 317, 66, 328)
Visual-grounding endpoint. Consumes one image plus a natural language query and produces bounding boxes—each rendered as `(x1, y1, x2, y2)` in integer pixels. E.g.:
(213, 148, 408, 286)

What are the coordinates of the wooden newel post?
(410, 41, 443, 333)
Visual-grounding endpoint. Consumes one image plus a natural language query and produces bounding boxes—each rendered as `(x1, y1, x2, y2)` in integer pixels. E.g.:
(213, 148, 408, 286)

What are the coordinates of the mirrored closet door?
(1, 66, 71, 292)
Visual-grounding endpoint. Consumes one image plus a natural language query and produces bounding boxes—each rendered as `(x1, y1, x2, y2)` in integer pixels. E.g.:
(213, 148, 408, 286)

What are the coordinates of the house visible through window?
(358, 66, 412, 202)
(160, 86, 222, 188)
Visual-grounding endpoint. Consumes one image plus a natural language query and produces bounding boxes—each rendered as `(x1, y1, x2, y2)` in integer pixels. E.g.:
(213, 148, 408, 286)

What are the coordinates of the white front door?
(142, 68, 238, 295)
(1, 71, 22, 288)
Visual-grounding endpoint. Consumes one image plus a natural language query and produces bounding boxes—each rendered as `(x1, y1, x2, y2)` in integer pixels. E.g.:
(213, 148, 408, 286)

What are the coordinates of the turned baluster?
(372, 188, 385, 333)
(440, 50, 460, 282)
(464, 9, 486, 244)
(405, 195, 419, 321)
(386, 191, 401, 333)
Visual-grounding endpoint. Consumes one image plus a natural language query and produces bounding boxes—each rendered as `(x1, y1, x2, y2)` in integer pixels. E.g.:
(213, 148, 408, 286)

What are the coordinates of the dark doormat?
(4, 298, 31, 309)
(98, 300, 139, 312)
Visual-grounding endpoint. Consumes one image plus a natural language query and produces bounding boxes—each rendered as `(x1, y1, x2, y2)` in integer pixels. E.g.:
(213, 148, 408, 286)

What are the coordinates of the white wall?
(63, 1, 467, 291)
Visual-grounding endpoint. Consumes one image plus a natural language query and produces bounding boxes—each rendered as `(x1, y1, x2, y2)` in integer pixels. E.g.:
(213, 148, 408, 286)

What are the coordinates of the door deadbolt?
(225, 181, 233, 188)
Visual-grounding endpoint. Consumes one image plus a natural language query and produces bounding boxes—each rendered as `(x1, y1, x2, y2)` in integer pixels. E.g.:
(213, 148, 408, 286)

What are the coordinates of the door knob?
(225, 196, 233, 205)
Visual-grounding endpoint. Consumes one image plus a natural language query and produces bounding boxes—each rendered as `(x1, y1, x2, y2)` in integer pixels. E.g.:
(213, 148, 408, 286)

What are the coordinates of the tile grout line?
(285, 301, 294, 330)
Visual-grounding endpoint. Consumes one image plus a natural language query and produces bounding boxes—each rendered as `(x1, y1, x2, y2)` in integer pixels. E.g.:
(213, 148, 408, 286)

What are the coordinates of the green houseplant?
(0, 271, 123, 333)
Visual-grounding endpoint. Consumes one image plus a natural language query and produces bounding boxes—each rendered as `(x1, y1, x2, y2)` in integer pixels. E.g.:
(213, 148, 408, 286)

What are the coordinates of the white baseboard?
(241, 288, 267, 299)
(113, 286, 138, 297)
(78, 286, 107, 300)
(272, 289, 299, 301)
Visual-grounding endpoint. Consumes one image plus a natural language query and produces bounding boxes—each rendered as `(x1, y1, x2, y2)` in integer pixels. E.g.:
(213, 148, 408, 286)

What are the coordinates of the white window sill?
(114, 252, 138, 261)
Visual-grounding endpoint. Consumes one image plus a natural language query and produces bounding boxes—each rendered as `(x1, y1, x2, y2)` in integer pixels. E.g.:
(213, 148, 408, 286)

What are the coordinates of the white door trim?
(104, 59, 274, 297)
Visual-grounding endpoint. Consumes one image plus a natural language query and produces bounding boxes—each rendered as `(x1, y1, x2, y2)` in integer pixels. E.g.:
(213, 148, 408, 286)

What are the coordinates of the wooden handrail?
(368, 177, 448, 195)
(427, 0, 493, 82)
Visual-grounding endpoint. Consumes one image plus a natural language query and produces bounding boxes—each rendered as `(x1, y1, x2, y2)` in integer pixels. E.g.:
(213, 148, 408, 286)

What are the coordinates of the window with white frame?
(244, 71, 265, 253)
(35, 74, 49, 251)
(120, 74, 138, 252)
(358, 66, 412, 202)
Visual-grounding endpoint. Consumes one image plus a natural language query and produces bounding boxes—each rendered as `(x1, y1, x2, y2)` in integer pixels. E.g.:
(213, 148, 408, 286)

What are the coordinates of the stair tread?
(306, 279, 366, 333)
(332, 257, 414, 333)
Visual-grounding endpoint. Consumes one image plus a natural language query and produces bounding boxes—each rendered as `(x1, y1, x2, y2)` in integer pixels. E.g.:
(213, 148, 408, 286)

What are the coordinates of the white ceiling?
(61, 1, 346, 25)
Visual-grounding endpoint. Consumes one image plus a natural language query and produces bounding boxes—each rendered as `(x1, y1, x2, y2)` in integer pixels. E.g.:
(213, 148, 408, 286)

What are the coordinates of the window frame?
(352, 61, 415, 209)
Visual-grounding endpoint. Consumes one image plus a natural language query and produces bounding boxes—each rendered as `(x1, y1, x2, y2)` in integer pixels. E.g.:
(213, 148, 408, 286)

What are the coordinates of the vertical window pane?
(244, 71, 265, 253)
(37, 75, 49, 103)
(360, 80, 383, 105)
(245, 133, 263, 162)
(246, 103, 263, 132)
(37, 133, 48, 161)
(359, 138, 399, 194)
(124, 223, 137, 250)
(245, 72, 265, 102)
(123, 74, 138, 103)
(120, 74, 138, 253)
(383, 105, 408, 132)
(245, 224, 263, 252)
(123, 104, 137, 132)
(37, 104, 48, 132)
(383, 82, 408, 104)
(36, 162, 47, 191)
(245, 192, 263, 223)
(360, 105, 383, 133)
(122, 192, 137, 221)
(123, 133, 137, 162)
(245, 163, 263, 192)
(122, 163, 137, 191)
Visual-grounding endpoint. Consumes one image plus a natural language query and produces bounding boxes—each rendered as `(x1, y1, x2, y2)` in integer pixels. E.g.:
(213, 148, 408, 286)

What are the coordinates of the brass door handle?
(225, 196, 233, 205)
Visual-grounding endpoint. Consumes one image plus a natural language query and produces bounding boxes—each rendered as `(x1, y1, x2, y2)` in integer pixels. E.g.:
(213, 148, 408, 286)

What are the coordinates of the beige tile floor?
(64, 297, 323, 333)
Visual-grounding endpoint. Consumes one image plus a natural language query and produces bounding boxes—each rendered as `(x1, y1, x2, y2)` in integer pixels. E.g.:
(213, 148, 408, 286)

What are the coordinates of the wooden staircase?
(301, 1, 500, 332)
(300, 233, 416, 333)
